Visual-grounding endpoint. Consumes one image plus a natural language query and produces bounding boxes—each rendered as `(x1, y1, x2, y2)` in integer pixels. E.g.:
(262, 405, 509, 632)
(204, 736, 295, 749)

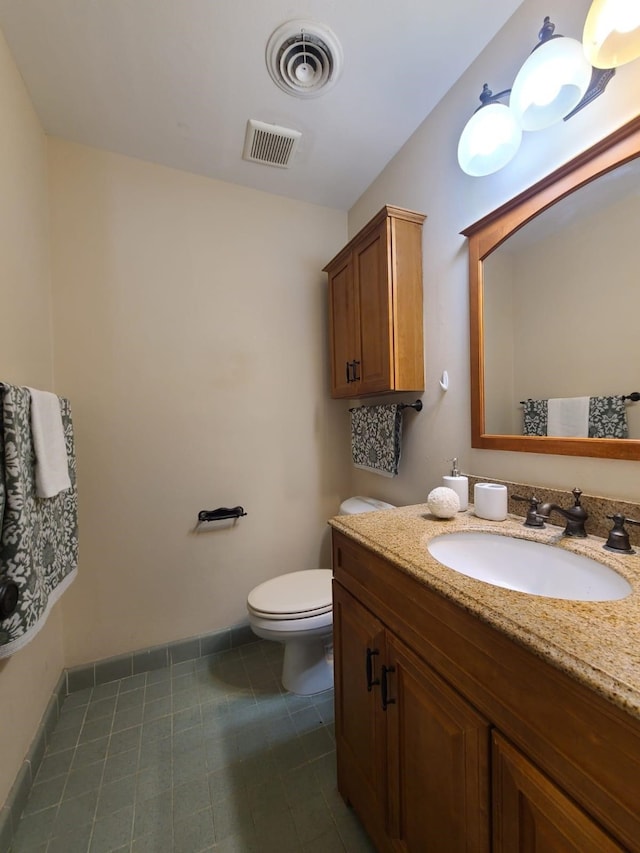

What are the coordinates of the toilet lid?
(247, 569, 333, 618)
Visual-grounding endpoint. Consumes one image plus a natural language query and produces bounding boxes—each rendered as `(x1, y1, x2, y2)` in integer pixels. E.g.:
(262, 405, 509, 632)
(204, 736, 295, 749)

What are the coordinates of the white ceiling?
(0, 0, 525, 210)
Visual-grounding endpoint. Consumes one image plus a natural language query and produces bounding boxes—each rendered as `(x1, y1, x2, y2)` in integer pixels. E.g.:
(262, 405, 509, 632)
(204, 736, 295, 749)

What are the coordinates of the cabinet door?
(492, 733, 624, 852)
(333, 582, 388, 845)
(328, 257, 359, 398)
(384, 634, 491, 853)
(354, 222, 393, 395)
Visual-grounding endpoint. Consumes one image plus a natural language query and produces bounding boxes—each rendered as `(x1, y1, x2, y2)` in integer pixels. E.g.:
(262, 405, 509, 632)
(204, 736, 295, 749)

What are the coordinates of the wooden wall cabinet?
(332, 530, 638, 852)
(324, 205, 425, 399)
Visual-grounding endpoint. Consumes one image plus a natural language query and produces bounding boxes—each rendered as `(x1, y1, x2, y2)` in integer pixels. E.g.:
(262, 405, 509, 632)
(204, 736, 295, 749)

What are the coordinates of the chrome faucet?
(538, 488, 588, 538)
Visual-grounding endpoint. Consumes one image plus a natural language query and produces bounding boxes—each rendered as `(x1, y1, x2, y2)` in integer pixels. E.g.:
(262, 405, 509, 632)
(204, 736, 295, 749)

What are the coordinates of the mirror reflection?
(483, 156, 640, 440)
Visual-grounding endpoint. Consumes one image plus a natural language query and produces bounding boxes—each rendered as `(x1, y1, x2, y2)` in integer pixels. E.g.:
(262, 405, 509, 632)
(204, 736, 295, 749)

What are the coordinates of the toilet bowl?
(246, 496, 395, 695)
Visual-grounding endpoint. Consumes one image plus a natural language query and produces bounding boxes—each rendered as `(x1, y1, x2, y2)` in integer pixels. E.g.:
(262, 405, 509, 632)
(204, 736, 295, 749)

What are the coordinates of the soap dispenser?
(442, 458, 468, 511)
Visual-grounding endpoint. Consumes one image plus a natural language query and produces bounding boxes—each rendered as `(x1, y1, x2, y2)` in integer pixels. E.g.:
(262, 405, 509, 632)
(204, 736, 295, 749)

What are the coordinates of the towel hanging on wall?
(27, 387, 72, 497)
(0, 385, 78, 658)
(350, 403, 403, 477)
(522, 398, 547, 436)
(547, 396, 590, 437)
(588, 396, 629, 438)
(522, 396, 629, 438)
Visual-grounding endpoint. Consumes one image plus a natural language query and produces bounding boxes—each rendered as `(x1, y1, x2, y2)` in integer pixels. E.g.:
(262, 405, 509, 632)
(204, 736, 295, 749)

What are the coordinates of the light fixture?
(510, 17, 593, 131)
(458, 15, 622, 177)
(583, 0, 640, 68)
(457, 85, 522, 176)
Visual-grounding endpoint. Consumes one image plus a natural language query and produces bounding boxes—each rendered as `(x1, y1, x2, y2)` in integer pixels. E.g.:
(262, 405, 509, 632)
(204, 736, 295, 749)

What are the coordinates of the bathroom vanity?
(330, 506, 640, 852)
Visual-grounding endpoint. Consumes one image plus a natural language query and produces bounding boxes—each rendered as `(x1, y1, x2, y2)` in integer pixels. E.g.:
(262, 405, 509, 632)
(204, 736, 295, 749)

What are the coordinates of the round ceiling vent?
(266, 19, 343, 98)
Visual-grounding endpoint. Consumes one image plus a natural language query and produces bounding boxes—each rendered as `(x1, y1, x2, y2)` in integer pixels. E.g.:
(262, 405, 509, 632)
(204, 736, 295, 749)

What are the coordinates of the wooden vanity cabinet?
(333, 584, 491, 852)
(324, 205, 425, 399)
(492, 734, 623, 853)
(332, 530, 639, 853)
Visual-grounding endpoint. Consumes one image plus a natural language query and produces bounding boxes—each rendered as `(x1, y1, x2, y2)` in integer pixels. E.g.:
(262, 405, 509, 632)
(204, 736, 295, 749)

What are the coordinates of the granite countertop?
(329, 503, 640, 720)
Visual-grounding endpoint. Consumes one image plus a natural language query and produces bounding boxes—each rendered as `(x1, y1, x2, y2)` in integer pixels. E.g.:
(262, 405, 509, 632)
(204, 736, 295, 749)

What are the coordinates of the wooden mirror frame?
(462, 114, 640, 461)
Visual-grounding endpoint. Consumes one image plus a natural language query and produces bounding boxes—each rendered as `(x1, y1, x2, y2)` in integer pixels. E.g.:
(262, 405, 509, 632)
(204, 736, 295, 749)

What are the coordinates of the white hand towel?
(547, 396, 590, 438)
(27, 388, 72, 498)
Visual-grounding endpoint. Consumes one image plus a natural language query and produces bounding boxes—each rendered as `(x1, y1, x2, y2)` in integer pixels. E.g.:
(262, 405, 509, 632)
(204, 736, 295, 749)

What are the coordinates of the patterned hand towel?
(588, 396, 629, 438)
(523, 396, 630, 439)
(350, 404, 403, 477)
(522, 399, 548, 436)
(0, 385, 78, 657)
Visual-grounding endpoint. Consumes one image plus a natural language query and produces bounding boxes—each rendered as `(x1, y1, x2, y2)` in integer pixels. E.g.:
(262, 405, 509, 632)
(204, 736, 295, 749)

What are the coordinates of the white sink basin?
(427, 532, 632, 601)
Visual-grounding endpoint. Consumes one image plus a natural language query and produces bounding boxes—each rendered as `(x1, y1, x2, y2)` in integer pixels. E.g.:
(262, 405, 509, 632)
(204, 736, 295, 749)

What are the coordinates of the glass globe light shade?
(583, 0, 640, 68)
(457, 103, 522, 177)
(510, 36, 593, 131)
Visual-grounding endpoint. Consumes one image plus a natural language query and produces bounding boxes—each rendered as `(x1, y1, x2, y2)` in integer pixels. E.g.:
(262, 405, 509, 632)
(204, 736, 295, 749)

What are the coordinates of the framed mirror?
(463, 115, 640, 460)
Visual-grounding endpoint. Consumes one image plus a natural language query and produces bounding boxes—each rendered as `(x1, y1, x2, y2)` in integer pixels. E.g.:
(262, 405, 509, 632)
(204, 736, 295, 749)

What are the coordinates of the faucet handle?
(604, 513, 640, 553)
(512, 494, 545, 528)
(571, 487, 583, 506)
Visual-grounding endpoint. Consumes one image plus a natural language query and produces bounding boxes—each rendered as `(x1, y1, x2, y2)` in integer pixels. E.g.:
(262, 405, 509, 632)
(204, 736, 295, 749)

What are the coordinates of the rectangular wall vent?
(242, 119, 302, 169)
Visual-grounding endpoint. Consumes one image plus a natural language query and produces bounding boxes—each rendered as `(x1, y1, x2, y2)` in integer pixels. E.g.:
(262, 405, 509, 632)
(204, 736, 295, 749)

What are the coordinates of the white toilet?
(246, 496, 395, 695)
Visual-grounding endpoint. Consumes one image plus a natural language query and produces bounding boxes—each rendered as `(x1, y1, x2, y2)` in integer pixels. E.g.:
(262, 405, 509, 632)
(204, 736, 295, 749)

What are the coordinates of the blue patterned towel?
(0, 385, 78, 657)
(350, 404, 403, 477)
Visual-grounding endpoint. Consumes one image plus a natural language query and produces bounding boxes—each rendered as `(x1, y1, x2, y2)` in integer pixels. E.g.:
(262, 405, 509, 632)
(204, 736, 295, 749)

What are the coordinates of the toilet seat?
(247, 569, 332, 621)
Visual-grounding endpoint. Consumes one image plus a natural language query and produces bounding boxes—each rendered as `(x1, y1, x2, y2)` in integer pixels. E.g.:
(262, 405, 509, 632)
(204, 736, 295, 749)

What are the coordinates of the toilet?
(246, 496, 395, 695)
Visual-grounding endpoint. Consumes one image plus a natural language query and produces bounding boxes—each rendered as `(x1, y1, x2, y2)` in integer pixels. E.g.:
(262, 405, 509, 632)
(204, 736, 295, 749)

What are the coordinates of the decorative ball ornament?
(427, 487, 460, 519)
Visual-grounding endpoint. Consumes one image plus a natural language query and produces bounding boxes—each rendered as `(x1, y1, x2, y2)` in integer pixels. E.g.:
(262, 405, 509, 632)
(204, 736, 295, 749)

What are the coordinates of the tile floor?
(9, 641, 375, 853)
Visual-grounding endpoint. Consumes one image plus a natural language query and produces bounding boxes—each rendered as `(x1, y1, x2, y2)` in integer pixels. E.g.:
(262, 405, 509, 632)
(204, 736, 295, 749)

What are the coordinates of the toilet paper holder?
(196, 506, 247, 527)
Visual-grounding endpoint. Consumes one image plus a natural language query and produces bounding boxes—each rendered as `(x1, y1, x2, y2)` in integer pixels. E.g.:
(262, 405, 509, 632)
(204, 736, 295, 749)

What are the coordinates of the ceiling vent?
(266, 19, 343, 98)
(242, 119, 302, 168)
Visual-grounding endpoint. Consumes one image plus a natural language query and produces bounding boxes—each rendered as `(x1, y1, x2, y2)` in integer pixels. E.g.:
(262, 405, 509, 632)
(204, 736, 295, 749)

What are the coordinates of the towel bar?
(349, 399, 423, 413)
(520, 392, 640, 405)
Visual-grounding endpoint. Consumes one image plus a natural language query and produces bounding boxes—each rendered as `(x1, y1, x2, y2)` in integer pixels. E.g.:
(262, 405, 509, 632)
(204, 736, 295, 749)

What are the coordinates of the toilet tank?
(339, 496, 396, 515)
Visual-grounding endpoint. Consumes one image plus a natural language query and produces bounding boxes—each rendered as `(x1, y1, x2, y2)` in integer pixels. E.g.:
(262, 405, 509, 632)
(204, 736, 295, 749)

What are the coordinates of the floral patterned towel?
(0, 385, 78, 657)
(588, 396, 629, 439)
(522, 396, 628, 438)
(350, 404, 403, 477)
(522, 399, 548, 436)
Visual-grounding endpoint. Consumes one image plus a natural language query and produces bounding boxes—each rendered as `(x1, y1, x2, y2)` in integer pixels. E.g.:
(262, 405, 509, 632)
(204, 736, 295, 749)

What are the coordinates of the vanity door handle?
(381, 664, 396, 710)
(366, 648, 380, 691)
(352, 360, 361, 382)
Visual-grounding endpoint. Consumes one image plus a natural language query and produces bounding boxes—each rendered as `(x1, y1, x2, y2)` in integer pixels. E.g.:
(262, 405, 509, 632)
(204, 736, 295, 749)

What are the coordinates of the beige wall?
(48, 140, 349, 665)
(0, 29, 65, 806)
(349, 0, 640, 504)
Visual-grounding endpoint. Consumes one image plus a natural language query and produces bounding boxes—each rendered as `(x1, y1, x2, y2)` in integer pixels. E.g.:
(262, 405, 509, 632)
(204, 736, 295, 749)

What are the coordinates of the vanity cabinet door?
(492, 733, 624, 853)
(384, 634, 491, 853)
(333, 582, 388, 846)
